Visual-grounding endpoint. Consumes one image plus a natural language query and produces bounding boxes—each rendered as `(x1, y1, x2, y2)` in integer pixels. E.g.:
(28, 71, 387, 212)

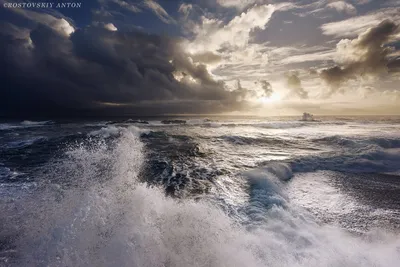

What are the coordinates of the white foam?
(21, 120, 53, 126)
(89, 125, 121, 138)
(89, 125, 149, 138)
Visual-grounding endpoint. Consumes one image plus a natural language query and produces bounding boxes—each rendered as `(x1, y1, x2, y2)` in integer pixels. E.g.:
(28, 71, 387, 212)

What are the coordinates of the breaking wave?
(89, 125, 149, 139)
(2, 126, 400, 267)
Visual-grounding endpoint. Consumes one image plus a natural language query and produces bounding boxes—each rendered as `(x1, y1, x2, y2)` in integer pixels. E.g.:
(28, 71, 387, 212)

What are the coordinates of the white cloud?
(216, 0, 258, 10)
(10, 9, 75, 36)
(292, 0, 358, 18)
(104, 23, 118, 31)
(181, 3, 275, 86)
(321, 7, 400, 38)
(327, 1, 356, 15)
(186, 4, 275, 53)
(178, 0, 399, 103)
(144, 0, 176, 24)
(264, 45, 335, 66)
(280, 49, 335, 64)
(274, 2, 298, 11)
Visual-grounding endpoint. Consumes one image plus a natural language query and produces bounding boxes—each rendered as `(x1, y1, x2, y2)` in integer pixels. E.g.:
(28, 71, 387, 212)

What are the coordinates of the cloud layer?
(0, 8, 259, 117)
(321, 20, 400, 94)
(1, 0, 400, 117)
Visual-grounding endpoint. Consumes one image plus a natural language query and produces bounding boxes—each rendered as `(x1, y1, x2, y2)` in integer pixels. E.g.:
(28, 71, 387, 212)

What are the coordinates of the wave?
(221, 135, 295, 146)
(143, 120, 346, 129)
(89, 125, 150, 138)
(0, 120, 54, 131)
(241, 163, 293, 223)
(291, 147, 400, 174)
(0, 166, 21, 179)
(1, 127, 400, 266)
(20, 120, 54, 126)
(0, 123, 20, 131)
(2, 136, 48, 149)
(314, 136, 400, 149)
(105, 119, 149, 125)
(83, 121, 111, 127)
(205, 121, 310, 129)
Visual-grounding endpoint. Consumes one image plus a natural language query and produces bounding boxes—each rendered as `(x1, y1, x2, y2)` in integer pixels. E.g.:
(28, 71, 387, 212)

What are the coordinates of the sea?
(1, 116, 400, 266)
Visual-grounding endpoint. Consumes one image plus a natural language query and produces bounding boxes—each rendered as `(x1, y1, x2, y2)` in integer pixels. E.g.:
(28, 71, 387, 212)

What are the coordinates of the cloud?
(214, 0, 297, 11)
(104, 23, 118, 31)
(180, 3, 276, 85)
(280, 49, 335, 64)
(143, 0, 176, 24)
(286, 73, 309, 99)
(92, 21, 119, 31)
(352, 0, 372, 4)
(7, 8, 75, 36)
(290, 0, 357, 18)
(0, 22, 31, 40)
(190, 51, 222, 64)
(216, 0, 258, 10)
(327, 1, 356, 15)
(0, 9, 260, 117)
(382, 0, 400, 7)
(185, 4, 275, 53)
(320, 20, 400, 95)
(106, 0, 142, 13)
(96, 0, 177, 24)
(309, 68, 318, 75)
(321, 7, 400, 38)
(259, 80, 273, 97)
(178, 3, 193, 20)
(388, 56, 400, 73)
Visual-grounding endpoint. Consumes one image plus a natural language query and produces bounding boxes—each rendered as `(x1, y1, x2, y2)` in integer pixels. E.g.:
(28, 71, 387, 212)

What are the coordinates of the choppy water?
(1, 116, 400, 266)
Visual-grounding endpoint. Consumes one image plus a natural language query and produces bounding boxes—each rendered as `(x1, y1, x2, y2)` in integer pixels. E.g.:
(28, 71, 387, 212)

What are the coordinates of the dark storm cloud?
(285, 73, 309, 99)
(0, 10, 252, 118)
(320, 20, 400, 95)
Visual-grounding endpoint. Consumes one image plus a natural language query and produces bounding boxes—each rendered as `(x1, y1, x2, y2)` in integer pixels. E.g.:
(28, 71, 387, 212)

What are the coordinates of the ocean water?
(1, 116, 400, 266)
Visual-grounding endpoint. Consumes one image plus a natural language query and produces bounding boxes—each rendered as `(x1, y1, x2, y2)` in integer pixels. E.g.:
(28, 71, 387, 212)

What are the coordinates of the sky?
(0, 0, 399, 118)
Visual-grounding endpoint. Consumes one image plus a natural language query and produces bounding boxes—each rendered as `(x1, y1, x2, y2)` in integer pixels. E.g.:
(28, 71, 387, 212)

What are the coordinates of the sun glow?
(258, 92, 282, 103)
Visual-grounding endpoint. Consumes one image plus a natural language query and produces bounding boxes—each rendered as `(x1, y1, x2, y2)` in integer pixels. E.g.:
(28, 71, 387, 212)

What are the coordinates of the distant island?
(300, 112, 319, 122)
